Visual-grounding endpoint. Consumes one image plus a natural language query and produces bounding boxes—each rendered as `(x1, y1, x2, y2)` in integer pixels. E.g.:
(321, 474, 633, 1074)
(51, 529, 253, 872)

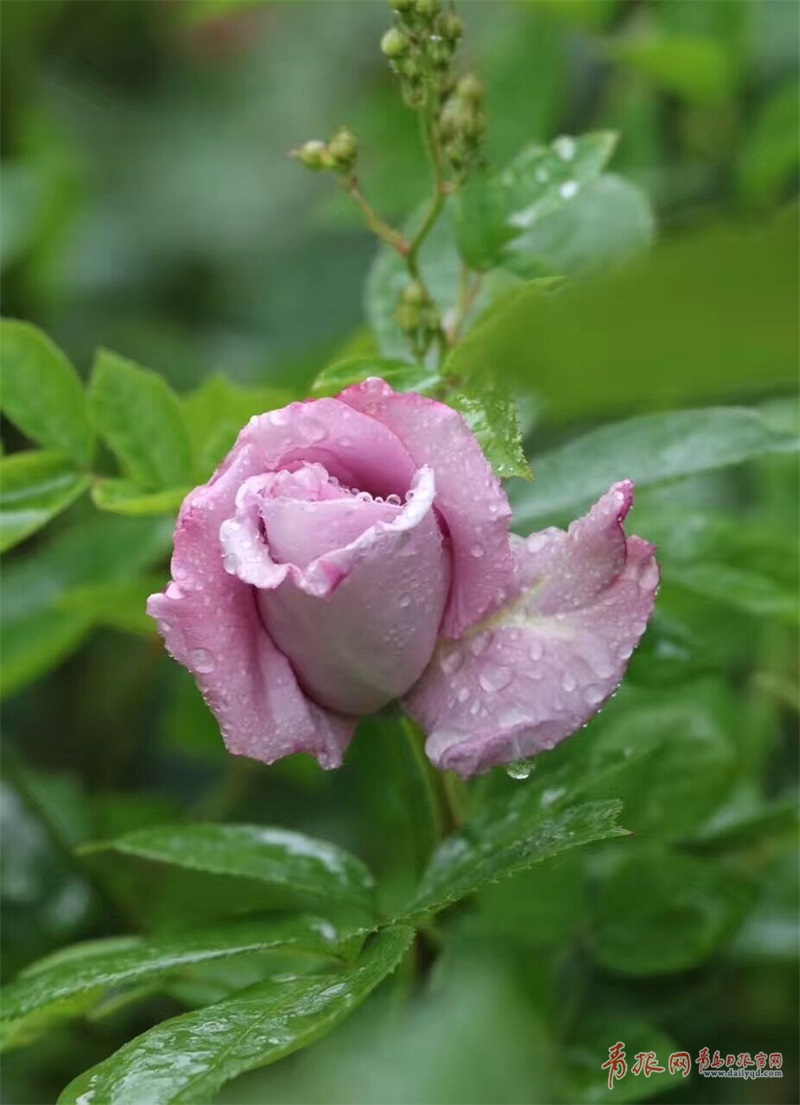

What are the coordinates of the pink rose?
(147, 378, 658, 777)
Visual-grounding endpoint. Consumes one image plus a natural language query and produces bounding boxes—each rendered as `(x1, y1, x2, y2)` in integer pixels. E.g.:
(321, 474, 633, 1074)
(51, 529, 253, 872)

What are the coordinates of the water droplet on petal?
(559, 180, 579, 199)
(399, 593, 411, 608)
(586, 685, 605, 705)
(469, 631, 492, 657)
(562, 673, 577, 692)
(479, 665, 512, 693)
(506, 758, 536, 780)
(440, 649, 464, 675)
(640, 561, 659, 590)
(302, 417, 327, 443)
(386, 493, 402, 506)
(618, 642, 634, 660)
(470, 543, 485, 558)
(526, 534, 548, 553)
(529, 639, 544, 661)
(191, 648, 215, 674)
(457, 686, 470, 703)
(554, 135, 576, 160)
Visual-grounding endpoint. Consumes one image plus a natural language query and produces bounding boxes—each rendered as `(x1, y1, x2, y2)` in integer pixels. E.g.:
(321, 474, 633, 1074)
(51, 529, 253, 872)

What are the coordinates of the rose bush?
(147, 378, 658, 777)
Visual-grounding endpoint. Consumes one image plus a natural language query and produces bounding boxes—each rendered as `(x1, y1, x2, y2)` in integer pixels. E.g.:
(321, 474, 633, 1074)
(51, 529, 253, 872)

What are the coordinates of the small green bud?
(328, 126, 358, 169)
(381, 26, 409, 58)
(415, 0, 441, 17)
(457, 72, 484, 104)
(443, 13, 463, 41)
(396, 56, 421, 81)
(294, 139, 331, 170)
(401, 280, 428, 307)
(390, 0, 414, 10)
(430, 41, 453, 69)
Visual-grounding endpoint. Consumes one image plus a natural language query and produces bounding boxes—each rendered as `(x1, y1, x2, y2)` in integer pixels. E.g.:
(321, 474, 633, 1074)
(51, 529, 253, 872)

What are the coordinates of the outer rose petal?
(338, 378, 514, 637)
(146, 447, 355, 769)
(404, 482, 659, 778)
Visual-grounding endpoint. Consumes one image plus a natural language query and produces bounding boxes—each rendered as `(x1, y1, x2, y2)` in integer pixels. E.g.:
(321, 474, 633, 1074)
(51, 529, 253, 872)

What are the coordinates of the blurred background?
(1, 1, 798, 1103)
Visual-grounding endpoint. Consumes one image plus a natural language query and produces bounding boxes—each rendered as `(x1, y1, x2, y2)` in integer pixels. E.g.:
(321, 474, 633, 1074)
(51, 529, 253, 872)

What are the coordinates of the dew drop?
(399, 593, 411, 608)
(223, 552, 239, 574)
(529, 639, 544, 661)
(618, 642, 634, 660)
(562, 673, 577, 692)
(302, 417, 327, 443)
(479, 665, 512, 693)
(470, 700, 481, 715)
(470, 543, 485, 559)
(559, 180, 579, 199)
(191, 648, 216, 674)
(586, 685, 605, 705)
(640, 561, 659, 590)
(526, 533, 548, 553)
(386, 493, 402, 506)
(440, 649, 464, 675)
(457, 686, 470, 703)
(469, 631, 491, 657)
(506, 758, 537, 781)
(554, 135, 576, 160)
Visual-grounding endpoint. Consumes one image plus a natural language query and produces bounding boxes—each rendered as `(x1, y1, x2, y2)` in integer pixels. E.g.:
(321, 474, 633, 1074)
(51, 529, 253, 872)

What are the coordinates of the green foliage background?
(1, 1, 798, 1103)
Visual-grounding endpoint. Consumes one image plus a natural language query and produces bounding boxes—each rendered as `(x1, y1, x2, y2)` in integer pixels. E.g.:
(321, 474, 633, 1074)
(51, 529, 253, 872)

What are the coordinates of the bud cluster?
(381, 0, 463, 111)
(439, 72, 485, 180)
(395, 279, 442, 356)
(291, 126, 358, 175)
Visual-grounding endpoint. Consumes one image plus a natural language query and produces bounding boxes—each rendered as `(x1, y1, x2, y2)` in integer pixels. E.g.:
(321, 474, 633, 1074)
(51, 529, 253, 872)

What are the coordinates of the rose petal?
(255, 468, 450, 715)
(337, 378, 514, 637)
(229, 397, 418, 499)
(146, 448, 355, 769)
(404, 481, 659, 777)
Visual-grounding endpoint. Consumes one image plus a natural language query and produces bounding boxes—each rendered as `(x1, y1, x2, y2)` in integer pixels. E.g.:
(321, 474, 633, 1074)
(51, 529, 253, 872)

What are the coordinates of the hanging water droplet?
(554, 135, 576, 160)
(470, 543, 485, 558)
(302, 417, 327, 443)
(479, 665, 512, 693)
(506, 758, 537, 780)
(440, 649, 464, 675)
(617, 642, 634, 660)
(191, 648, 216, 674)
(398, 593, 411, 608)
(562, 673, 577, 692)
(386, 493, 402, 506)
(585, 685, 605, 705)
(223, 552, 239, 574)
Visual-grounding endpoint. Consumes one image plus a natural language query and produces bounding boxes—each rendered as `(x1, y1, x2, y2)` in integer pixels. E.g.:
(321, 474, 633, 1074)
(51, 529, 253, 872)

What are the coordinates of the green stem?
(343, 176, 410, 255)
(401, 715, 445, 851)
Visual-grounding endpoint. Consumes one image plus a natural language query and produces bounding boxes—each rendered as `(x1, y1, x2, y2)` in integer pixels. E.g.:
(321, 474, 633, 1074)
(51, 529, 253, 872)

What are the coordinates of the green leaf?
(738, 80, 800, 205)
(449, 211, 799, 419)
(82, 823, 377, 915)
(511, 404, 799, 528)
(182, 375, 294, 478)
(91, 478, 188, 516)
(503, 174, 654, 280)
(88, 350, 192, 491)
(449, 388, 532, 480)
(0, 320, 94, 466)
(57, 926, 414, 1105)
(1, 513, 172, 698)
(670, 562, 800, 624)
(560, 1016, 678, 1104)
(311, 357, 440, 398)
(0, 452, 90, 552)
(589, 848, 752, 975)
(1, 916, 343, 1052)
(405, 798, 626, 919)
(609, 34, 736, 105)
(57, 576, 164, 636)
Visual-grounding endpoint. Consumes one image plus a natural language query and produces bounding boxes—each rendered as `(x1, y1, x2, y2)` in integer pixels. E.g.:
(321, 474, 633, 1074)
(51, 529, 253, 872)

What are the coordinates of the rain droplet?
(470, 543, 485, 558)
(440, 650, 464, 675)
(479, 665, 512, 693)
(302, 417, 327, 443)
(223, 552, 239, 574)
(399, 593, 411, 608)
(506, 758, 536, 780)
(640, 561, 659, 590)
(386, 493, 402, 506)
(191, 648, 215, 674)
(562, 673, 577, 692)
(526, 533, 548, 553)
(457, 686, 470, 703)
(529, 639, 544, 661)
(618, 642, 634, 660)
(469, 632, 491, 657)
(554, 135, 576, 160)
(559, 180, 579, 199)
(586, 685, 605, 705)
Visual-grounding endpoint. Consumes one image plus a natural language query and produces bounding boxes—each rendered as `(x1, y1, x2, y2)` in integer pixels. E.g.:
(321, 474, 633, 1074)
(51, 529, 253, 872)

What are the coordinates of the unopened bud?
(381, 26, 409, 58)
(294, 140, 331, 170)
(415, 0, 441, 17)
(390, 0, 414, 10)
(443, 14, 463, 42)
(457, 73, 484, 104)
(328, 127, 358, 169)
(430, 40, 453, 69)
(401, 280, 428, 307)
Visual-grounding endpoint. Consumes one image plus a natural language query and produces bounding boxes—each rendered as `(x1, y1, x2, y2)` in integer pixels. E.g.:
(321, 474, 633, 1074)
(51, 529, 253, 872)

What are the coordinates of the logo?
(602, 1043, 783, 1090)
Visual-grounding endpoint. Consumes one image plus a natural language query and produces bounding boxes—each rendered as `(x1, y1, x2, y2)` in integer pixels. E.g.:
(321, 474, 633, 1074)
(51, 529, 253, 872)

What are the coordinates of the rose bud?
(148, 379, 658, 776)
